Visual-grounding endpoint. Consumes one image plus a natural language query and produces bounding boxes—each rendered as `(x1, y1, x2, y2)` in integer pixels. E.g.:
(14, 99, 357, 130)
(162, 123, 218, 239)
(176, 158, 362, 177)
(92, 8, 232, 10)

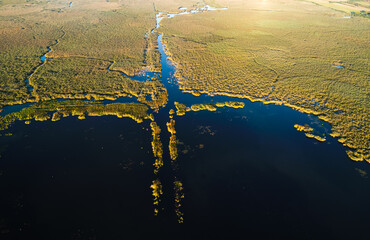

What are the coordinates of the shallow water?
(332, 64, 345, 69)
(40, 47, 51, 62)
(0, 5, 369, 240)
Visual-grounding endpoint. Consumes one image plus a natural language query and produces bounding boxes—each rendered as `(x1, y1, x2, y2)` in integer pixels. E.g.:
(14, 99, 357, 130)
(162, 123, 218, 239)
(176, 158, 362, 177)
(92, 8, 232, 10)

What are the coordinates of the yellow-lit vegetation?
(174, 101, 245, 116)
(153, 0, 201, 13)
(146, 32, 162, 72)
(0, 0, 161, 110)
(304, 132, 327, 142)
(159, 0, 370, 163)
(347, 149, 368, 161)
(174, 102, 188, 116)
(150, 121, 164, 174)
(308, 0, 370, 16)
(191, 91, 201, 97)
(174, 180, 184, 223)
(0, 100, 150, 131)
(191, 103, 217, 112)
(224, 101, 245, 108)
(167, 118, 178, 161)
(165, 113, 184, 223)
(150, 179, 163, 216)
(43, 0, 156, 76)
(0, 1, 61, 109)
(136, 77, 169, 110)
(294, 124, 327, 142)
(294, 124, 314, 133)
(27, 57, 168, 108)
(314, 135, 327, 142)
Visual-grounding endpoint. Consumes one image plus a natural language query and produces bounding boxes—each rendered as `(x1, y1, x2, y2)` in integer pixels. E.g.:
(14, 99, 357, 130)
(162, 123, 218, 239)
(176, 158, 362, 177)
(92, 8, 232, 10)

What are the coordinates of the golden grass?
(159, 0, 370, 163)
(167, 118, 178, 161)
(174, 101, 245, 116)
(150, 121, 164, 174)
(0, 0, 160, 109)
(308, 0, 370, 13)
(0, 100, 150, 131)
(28, 57, 168, 109)
(154, 0, 200, 12)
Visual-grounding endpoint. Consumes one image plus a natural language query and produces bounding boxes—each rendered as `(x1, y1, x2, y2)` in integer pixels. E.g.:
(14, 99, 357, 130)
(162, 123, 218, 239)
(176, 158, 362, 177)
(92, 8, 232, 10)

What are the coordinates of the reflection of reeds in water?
(167, 118, 184, 223)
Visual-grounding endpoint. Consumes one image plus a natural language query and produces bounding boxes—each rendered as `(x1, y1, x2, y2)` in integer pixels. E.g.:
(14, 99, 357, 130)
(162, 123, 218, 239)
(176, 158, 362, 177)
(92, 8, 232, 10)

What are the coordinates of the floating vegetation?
(216, 102, 245, 109)
(174, 180, 185, 223)
(304, 133, 326, 142)
(295, 124, 326, 142)
(167, 118, 178, 161)
(150, 179, 163, 216)
(346, 149, 369, 162)
(51, 112, 62, 122)
(313, 135, 326, 142)
(0, 100, 150, 131)
(191, 103, 217, 112)
(166, 117, 184, 223)
(294, 124, 314, 133)
(174, 101, 245, 116)
(174, 102, 188, 116)
(191, 91, 201, 97)
(150, 121, 163, 174)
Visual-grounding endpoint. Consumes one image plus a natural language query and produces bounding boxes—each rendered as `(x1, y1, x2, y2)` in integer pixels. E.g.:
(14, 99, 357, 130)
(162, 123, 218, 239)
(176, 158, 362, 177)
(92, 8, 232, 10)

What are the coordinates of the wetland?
(0, 0, 369, 239)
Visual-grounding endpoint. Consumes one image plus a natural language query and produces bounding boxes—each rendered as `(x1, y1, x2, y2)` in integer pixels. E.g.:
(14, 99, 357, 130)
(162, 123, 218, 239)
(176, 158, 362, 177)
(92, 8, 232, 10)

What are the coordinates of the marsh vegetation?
(159, 0, 370, 162)
(0, 100, 151, 131)
(0, 0, 162, 109)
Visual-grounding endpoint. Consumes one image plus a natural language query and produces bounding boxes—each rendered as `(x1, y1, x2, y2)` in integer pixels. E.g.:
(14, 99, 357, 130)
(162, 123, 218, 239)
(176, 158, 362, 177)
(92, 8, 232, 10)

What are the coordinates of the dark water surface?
(0, 9, 369, 240)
